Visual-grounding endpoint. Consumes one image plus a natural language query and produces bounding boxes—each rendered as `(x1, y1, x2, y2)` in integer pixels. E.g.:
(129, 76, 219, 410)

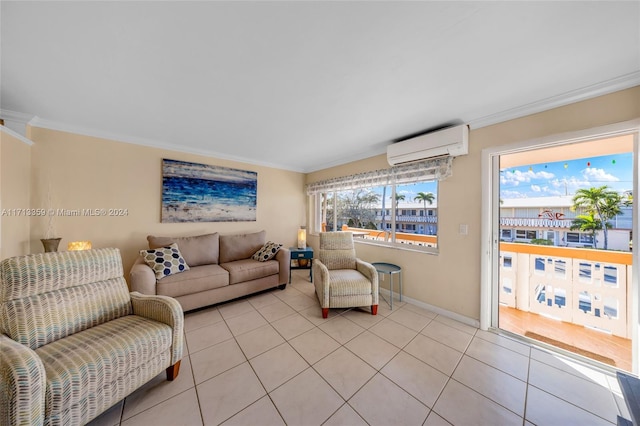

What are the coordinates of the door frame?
(480, 118, 640, 372)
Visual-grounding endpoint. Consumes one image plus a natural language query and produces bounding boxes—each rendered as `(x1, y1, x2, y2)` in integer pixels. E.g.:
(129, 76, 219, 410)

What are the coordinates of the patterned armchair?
(312, 232, 379, 318)
(0, 248, 184, 426)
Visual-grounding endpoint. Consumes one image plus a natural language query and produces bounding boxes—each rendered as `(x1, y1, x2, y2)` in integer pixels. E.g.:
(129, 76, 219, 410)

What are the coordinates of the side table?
(289, 247, 313, 283)
(371, 262, 402, 310)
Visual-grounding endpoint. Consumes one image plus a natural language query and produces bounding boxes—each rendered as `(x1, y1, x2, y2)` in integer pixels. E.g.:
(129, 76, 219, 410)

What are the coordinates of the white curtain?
(305, 157, 453, 195)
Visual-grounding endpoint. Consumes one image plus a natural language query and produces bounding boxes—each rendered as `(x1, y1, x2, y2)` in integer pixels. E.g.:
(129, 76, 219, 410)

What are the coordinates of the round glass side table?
(371, 262, 402, 310)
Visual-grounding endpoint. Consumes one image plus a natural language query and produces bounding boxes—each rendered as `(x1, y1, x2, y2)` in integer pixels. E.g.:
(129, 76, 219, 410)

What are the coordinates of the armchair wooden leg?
(371, 305, 378, 315)
(166, 360, 181, 381)
(322, 308, 329, 319)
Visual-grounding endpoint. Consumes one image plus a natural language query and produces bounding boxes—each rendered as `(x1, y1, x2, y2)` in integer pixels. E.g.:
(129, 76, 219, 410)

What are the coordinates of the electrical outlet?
(459, 224, 469, 235)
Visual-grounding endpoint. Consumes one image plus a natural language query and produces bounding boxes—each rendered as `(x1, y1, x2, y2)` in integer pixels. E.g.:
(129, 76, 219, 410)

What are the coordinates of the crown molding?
(0, 109, 34, 125)
(27, 116, 306, 173)
(0, 125, 34, 146)
(468, 71, 640, 130)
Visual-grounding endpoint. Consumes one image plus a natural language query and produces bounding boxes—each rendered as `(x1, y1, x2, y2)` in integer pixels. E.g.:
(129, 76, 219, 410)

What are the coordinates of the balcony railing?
(340, 225, 437, 247)
(500, 242, 631, 338)
(341, 227, 631, 339)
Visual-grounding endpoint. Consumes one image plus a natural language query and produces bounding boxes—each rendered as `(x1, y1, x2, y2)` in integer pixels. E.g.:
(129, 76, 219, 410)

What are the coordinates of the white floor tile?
(270, 312, 315, 340)
(423, 411, 452, 426)
(218, 300, 256, 320)
(288, 327, 341, 365)
(220, 395, 285, 426)
(185, 320, 233, 354)
(183, 306, 222, 332)
(270, 368, 344, 425)
(121, 357, 195, 421)
(387, 308, 433, 331)
(190, 338, 246, 384)
(381, 351, 449, 408)
(197, 362, 266, 425)
(323, 403, 368, 426)
(314, 346, 377, 399)
(452, 355, 526, 416)
(257, 299, 296, 322)
(421, 320, 474, 353)
(404, 334, 463, 376)
(344, 330, 400, 370)
(225, 309, 268, 336)
(235, 323, 285, 359)
(318, 315, 365, 345)
(465, 336, 530, 381)
(433, 380, 522, 426)
(528, 359, 619, 423)
(249, 343, 309, 392)
(525, 385, 612, 426)
(350, 373, 430, 426)
(121, 388, 202, 426)
(369, 317, 419, 348)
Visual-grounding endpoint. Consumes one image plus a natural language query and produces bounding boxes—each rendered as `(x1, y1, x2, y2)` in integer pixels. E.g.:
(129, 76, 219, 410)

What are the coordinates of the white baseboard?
(379, 288, 480, 329)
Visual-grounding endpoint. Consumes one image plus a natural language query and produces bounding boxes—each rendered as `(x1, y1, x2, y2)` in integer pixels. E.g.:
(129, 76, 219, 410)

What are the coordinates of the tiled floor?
(89, 271, 630, 426)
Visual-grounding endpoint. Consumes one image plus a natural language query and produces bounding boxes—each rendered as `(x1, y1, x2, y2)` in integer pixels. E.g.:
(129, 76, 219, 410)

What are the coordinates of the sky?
(500, 153, 633, 199)
(342, 151, 633, 206)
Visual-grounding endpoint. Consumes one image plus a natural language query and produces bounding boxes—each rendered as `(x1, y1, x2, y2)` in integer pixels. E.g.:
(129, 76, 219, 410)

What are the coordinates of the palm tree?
(570, 214, 603, 247)
(572, 186, 622, 249)
(394, 193, 405, 230)
(414, 192, 435, 234)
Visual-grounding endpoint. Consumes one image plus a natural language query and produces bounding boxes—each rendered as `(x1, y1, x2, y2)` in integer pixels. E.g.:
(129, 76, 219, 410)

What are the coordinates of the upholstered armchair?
(0, 248, 184, 426)
(312, 232, 379, 318)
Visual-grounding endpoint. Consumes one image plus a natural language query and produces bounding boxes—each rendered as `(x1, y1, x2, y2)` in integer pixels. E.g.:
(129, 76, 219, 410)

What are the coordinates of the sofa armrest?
(0, 335, 46, 426)
(130, 292, 184, 365)
(130, 256, 157, 295)
(312, 259, 330, 308)
(275, 247, 290, 285)
(356, 259, 379, 304)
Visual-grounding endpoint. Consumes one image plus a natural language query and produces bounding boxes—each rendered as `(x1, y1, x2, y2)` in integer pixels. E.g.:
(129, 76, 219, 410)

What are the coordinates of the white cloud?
(582, 167, 620, 183)
(531, 185, 541, 192)
(500, 190, 527, 199)
(500, 169, 555, 186)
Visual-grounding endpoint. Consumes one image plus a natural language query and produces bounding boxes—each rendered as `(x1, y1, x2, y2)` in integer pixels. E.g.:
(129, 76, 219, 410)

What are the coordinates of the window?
(501, 229, 513, 240)
(515, 230, 537, 240)
(307, 158, 452, 252)
(566, 232, 594, 245)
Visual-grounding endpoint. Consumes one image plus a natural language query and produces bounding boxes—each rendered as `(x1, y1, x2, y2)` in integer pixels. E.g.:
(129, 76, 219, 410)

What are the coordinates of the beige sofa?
(130, 231, 290, 311)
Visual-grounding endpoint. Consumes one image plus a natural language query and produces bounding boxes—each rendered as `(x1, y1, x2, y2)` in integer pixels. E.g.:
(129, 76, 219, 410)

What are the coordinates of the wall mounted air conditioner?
(387, 124, 469, 165)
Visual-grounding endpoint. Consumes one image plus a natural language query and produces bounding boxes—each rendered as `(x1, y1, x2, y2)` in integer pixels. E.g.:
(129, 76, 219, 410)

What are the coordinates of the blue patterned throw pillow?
(140, 243, 190, 279)
(252, 241, 282, 262)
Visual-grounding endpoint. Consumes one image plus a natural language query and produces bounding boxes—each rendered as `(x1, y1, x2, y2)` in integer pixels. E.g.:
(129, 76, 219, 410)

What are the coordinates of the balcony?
(342, 226, 632, 371)
(499, 242, 632, 371)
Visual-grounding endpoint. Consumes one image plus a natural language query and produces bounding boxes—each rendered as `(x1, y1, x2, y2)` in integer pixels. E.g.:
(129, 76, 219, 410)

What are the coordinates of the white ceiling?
(1, 1, 639, 173)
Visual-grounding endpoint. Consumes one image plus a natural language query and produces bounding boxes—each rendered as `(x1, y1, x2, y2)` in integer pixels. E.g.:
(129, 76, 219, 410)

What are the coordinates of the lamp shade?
(297, 227, 306, 249)
(68, 241, 92, 251)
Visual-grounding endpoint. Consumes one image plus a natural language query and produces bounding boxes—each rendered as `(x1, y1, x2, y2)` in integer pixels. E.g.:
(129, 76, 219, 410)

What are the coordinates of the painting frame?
(161, 159, 257, 223)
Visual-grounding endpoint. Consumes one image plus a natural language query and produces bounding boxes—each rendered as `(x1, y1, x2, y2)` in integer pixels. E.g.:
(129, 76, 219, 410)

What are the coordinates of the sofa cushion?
(148, 233, 219, 266)
(156, 264, 230, 298)
(221, 258, 279, 285)
(219, 231, 266, 263)
(36, 315, 172, 420)
(327, 270, 373, 297)
(252, 241, 283, 262)
(140, 243, 189, 279)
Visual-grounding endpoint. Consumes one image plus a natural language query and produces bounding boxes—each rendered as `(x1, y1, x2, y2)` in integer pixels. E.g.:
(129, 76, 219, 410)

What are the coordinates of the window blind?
(305, 156, 452, 195)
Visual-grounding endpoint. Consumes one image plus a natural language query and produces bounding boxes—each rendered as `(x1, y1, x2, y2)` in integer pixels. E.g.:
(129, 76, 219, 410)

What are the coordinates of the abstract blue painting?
(161, 159, 257, 223)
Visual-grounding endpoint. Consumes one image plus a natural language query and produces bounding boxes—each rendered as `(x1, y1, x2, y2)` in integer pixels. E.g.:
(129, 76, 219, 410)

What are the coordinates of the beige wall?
(0, 128, 32, 258)
(27, 127, 306, 278)
(306, 85, 640, 322)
